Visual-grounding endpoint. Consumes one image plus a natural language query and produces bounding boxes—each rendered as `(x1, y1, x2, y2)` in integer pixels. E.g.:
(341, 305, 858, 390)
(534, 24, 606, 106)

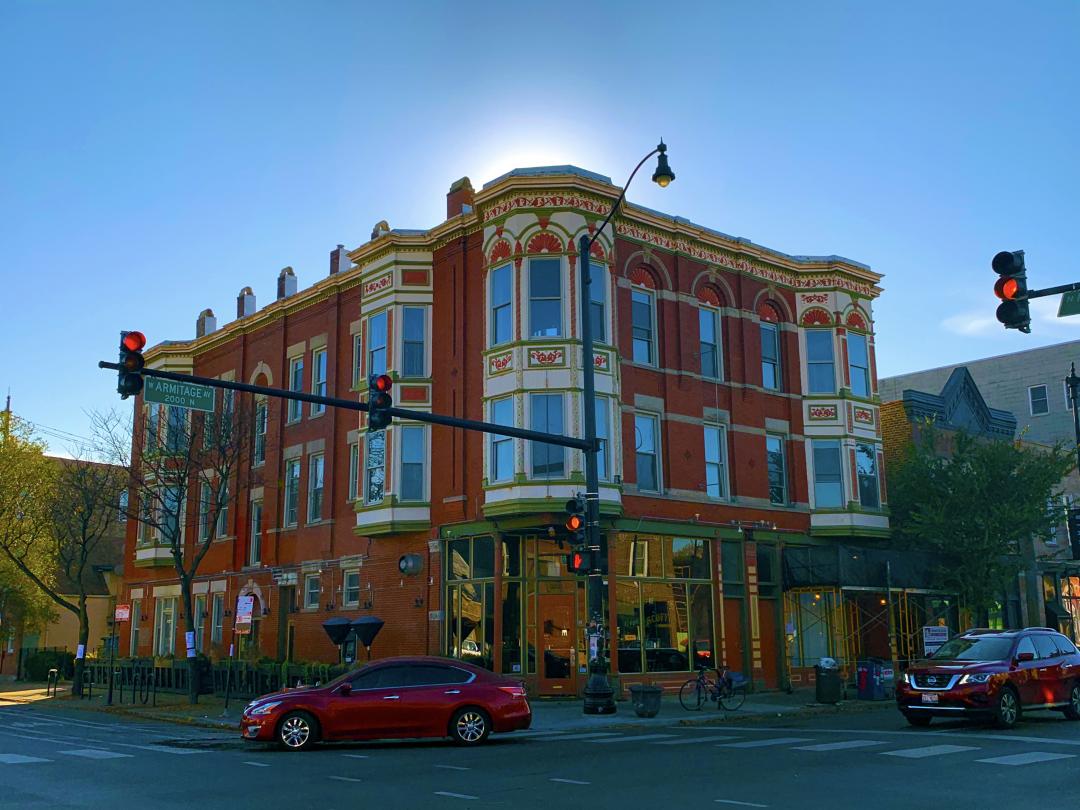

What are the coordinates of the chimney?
(196, 308, 217, 338)
(277, 266, 297, 300)
(446, 177, 475, 219)
(329, 244, 352, 276)
(237, 286, 256, 318)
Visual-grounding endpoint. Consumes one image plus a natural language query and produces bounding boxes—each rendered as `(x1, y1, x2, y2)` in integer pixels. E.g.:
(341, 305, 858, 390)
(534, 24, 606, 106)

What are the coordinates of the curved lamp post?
(579, 141, 674, 714)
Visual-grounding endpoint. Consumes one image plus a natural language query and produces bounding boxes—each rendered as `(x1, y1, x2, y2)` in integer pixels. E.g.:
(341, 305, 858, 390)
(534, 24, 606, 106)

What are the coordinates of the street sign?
(143, 376, 216, 412)
(234, 594, 254, 635)
(922, 625, 950, 657)
(1058, 290, 1080, 317)
(114, 604, 130, 622)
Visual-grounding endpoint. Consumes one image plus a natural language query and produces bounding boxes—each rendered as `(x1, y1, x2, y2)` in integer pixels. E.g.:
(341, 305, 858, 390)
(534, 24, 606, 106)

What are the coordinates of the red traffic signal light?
(121, 331, 146, 352)
(565, 514, 584, 532)
(117, 330, 146, 399)
(373, 374, 392, 393)
(994, 277, 1020, 300)
(368, 373, 394, 431)
(992, 250, 1030, 333)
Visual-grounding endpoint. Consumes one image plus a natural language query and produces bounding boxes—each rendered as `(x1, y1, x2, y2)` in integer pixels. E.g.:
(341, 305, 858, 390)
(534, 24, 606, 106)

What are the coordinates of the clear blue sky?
(3, 1, 1079, 453)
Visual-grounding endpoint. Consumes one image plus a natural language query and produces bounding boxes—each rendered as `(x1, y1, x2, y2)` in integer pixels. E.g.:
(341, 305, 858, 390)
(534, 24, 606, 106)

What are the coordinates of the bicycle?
(679, 665, 747, 711)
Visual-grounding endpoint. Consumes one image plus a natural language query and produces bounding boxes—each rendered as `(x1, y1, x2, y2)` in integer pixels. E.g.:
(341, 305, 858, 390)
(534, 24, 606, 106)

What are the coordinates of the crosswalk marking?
(126, 744, 206, 755)
(434, 791, 479, 800)
(550, 778, 590, 785)
(60, 749, 133, 760)
(793, 740, 885, 752)
(882, 745, 979, 759)
(0, 753, 51, 764)
(243, 761, 271, 767)
(342, 753, 370, 759)
(588, 733, 677, 744)
(328, 775, 363, 783)
(654, 735, 741, 745)
(718, 737, 813, 749)
(434, 764, 470, 770)
(535, 731, 621, 741)
(975, 752, 1076, 767)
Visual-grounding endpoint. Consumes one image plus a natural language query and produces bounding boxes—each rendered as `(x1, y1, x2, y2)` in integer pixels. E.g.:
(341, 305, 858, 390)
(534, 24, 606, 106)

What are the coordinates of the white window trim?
(284, 459, 301, 527)
(367, 310, 389, 377)
(588, 261, 608, 345)
(304, 574, 321, 610)
(699, 305, 723, 381)
(307, 453, 325, 523)
(398, 425, 428, 502)
(353, 333, 364, 388)
(210, 593, 224, 644)
(310, 348, 328, 415)
(253, 398, 268, 467)
(489, 397, 515, 484)
(343, 570, 361, 607)
(526, 257, 564, 340)
(364, 432, 386, 506)
(634, 412, 662, 493)
(855, 441, 880, 509)
(631, 286, 658, 366)
(704, 423, 728, 500)
(401, 305, 428, 378)
(249, 500, 263, 566)
(805, 329, 836, 395)
(490, 263, 514, 348)
(348, 441, 359, 502)
(529, 392, 566, 480)
(1029, 384, 1049, 417)
(811, 438, 845, 508)
(594, 395, 611, 482)
(847, 332, 871, 398)
(766, 434, 787, 505)
(287, 358, 304, 423)
(761, 321, 782, 392)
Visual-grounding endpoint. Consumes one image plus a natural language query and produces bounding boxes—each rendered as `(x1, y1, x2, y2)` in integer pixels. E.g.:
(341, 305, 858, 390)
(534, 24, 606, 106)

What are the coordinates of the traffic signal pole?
(97, 362, 594, 451)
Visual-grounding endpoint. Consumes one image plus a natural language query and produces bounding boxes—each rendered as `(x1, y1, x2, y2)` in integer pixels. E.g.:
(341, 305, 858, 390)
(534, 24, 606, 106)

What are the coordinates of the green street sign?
(143, 376, 216, 412)
(1058, 290, 1080, 318)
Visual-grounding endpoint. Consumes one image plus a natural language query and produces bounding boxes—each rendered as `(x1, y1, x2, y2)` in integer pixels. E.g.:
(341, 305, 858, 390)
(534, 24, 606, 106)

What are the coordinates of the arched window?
(758, 302, 783, 391)
(698, 291, 723, 380)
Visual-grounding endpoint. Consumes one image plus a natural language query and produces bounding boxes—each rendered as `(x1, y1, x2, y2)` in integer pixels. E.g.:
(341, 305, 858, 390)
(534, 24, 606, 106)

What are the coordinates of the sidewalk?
(2, 680, 895, 734)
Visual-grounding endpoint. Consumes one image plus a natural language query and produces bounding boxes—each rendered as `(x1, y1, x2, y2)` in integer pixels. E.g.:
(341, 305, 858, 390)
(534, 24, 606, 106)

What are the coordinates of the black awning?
(782, 543, 949, 590)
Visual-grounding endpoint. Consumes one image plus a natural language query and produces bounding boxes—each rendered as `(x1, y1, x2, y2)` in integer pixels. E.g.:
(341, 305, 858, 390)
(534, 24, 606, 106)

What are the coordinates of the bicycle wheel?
(717, 681, 746, 711)
(679, 678, 708, 711)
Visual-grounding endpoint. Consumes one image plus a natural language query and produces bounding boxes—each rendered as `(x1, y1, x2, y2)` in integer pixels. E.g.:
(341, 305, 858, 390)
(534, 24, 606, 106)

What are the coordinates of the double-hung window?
(304, 574, 321, 610)
(311, 348, 327, 414)
(594, 396, 610, 481)
(368, 311, 387, 376)
(761, 323, 781, 391)
(529, 258, 562, 337)
(699, 307, 721, 379)
(353, 333, 364, 387)
(194, 595, 206, 654)
(490, 264, 512, 346)
(153, 597, 176, 656)
(402, 307, 426, 377)
(348, 441, 359, 501)
(307, 454, 324, 522)
(288, 358, 304, 422)
(1029, 385, 1049, 416)
(210, 594, 224, 644)
(400, 426, 426, 501)
(249, 500, 263, 565)
(253, 400, 267, 466)
(530, 393, 564, 478)
(490, 397, 514, 483)
(284, 459, 300, 527)
(766, 435, 787, 505)
(589, 262, 606, 343)
(847, 332, 871, 398)
(806, 331, 836, 394)
(365, 432, 386, 505)
(704, 425, 727, 499)
(812, 440, 844, 507)
(856, 443, 880, 509)
(215, 481, 229, 538)
(199, 482, 212, 542)
(343, 570, 361, 607)
(632, 289, 655, 365)
(635, 413, 660, 492)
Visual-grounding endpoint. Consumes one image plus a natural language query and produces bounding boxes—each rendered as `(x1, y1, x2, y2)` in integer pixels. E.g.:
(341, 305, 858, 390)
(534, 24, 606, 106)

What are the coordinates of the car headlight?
(900, 672, 910, 685)
(249, 701, 282, 715)
(959, 673, 992, 685)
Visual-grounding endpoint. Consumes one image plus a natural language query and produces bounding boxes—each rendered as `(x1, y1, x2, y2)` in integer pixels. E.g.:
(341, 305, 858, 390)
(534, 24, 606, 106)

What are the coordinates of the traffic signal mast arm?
(96, 362, 595, 451)
(1023, 280, 1080, 300)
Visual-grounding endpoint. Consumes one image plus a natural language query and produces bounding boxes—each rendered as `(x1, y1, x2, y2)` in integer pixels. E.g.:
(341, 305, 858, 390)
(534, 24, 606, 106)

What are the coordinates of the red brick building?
(120, 166, 885, 695)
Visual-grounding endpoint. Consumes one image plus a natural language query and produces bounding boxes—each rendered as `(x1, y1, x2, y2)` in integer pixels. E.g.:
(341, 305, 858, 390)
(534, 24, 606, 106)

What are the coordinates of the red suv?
(240, 656, 531, 750)
(896, 628, 1080, 729)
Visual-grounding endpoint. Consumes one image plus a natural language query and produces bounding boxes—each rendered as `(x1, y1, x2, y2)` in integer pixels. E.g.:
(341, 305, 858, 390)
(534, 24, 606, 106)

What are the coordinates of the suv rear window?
(1032, 634, 1059, 659)
(930, 636, 1013, 661)
(1054, 634, 1079, 655)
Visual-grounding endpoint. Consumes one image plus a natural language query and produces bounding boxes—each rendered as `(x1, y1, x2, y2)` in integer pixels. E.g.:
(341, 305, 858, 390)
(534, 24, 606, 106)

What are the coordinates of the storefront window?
(472, 537, 495, 579)
(502, 582, 522, 674)
(445, 537, 498, 671)
(616, 581, 642, 674)
(721, 541, 743, 596)
(757, 546, 777, 598)
(501, 536, 521, 577)
(788, 591, 832, 668)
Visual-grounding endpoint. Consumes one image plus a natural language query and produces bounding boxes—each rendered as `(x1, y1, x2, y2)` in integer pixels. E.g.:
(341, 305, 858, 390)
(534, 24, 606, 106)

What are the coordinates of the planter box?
(628, 684, 663, 717)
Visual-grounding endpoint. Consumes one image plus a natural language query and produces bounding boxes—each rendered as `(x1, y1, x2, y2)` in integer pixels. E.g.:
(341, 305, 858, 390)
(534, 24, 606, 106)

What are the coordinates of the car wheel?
(993, 686, 1020, 729)
(904, 713, 932, 727)
(1063, 683, 1080, 721)
(277, 710, 319, 752)
(450, 707, 491, 746)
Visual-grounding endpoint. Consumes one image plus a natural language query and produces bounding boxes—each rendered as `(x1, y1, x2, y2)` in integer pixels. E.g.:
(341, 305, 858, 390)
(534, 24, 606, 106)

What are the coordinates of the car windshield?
(930, 636, 1013, 661)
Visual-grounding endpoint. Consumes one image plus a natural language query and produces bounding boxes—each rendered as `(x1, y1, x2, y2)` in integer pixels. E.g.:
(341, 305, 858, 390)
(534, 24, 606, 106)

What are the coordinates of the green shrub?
(23, 650, 75, 681)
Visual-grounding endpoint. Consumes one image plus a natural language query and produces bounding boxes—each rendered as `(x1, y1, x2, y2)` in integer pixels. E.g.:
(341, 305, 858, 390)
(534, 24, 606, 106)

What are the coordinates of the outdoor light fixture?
(651, 141, 675, 187)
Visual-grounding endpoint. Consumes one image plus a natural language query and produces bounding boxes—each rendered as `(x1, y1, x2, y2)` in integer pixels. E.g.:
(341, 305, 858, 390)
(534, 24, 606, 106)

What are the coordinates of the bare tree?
(94, 392, 253, 704)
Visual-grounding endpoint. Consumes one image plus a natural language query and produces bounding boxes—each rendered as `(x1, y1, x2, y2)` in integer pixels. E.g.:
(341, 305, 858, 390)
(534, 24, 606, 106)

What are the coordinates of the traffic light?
(367, 374, 393, 431)
(117, 331, 146, 399)
(566, 548, 590, 575)
(993, 250, 1030, 333)
(565, 494, 586, 544)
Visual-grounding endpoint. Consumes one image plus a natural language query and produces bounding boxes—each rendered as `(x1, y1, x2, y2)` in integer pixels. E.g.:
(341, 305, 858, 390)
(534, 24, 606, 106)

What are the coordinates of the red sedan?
(240, 656, 531, 751)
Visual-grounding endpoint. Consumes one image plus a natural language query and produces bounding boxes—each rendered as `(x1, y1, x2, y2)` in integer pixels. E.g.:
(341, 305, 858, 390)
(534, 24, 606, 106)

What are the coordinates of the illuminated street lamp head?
(651, 140, 675, 188)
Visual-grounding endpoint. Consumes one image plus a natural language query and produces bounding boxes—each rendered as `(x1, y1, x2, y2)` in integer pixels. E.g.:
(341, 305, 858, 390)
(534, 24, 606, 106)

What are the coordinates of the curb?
(23, 696, 240, 732)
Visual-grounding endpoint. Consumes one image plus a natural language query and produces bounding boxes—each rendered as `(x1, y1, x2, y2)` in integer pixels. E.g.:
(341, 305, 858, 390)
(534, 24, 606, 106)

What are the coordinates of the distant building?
(119, 165, 887, 694)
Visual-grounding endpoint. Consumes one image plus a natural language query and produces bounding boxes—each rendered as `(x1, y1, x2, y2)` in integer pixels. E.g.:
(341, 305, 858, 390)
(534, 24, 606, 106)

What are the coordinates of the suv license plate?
(921, 693, 939, 704)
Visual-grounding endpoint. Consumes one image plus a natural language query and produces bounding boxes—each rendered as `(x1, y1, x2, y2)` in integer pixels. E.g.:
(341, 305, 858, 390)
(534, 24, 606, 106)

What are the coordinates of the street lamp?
(93, 564, 118, 706)
(578, 141, 675, 715)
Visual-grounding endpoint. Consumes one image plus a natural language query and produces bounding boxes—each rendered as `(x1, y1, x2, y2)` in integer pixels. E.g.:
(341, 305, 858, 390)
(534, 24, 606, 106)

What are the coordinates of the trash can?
(629, 684, 663, 718)
(815, 658, 843, 705)
(856, 659, 887, 701)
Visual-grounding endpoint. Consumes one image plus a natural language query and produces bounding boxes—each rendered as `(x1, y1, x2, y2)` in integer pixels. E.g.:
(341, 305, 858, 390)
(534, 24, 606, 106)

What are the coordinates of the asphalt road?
(1, 703, 1078, 809)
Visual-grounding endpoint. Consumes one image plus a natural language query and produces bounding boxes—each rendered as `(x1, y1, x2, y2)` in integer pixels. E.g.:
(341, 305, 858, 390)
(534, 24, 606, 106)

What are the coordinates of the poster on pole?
(922, 625, 950, 657)
(235, 595, 254, 636)
(114, 604, 130, 622)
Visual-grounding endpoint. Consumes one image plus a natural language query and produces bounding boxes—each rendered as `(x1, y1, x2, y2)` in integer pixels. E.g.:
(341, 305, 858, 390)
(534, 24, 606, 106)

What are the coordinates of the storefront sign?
(114, 604, 130, 622)
(922, 625, 949, 656)
(235, 595, 255, 635)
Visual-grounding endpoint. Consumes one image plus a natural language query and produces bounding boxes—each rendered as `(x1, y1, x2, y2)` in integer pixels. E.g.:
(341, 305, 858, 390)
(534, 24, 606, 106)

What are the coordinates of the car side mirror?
(339, 682, 352, 696)
(1016, 652, 1035, 663)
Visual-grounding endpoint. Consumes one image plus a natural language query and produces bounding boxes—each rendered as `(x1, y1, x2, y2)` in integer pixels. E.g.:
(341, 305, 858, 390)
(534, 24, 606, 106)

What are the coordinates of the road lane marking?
(588, 733, 677, 744)
(126, 744, 206, 755)
(655, 735, 740, 745)
(435, 792, 479, 800)
(882, 744, 979, 759)
(243, 761, 271, 767)
(975, 752, 1076, 766)
(342, 754, 370, 759)
(718, 737, 812, 749)
(715, 800, 769, 808)
(533, 731, 621, 741)
(550, 778, 590, 785)
(434, 764, 470, 770)
(692, 725, 1080, 747)
(513, 730, 570, 738)
(0, 753, 51, 764)
(793, 740, 886, 752)
(60, 749, 133, 759)
(328, 776, 363, 783)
